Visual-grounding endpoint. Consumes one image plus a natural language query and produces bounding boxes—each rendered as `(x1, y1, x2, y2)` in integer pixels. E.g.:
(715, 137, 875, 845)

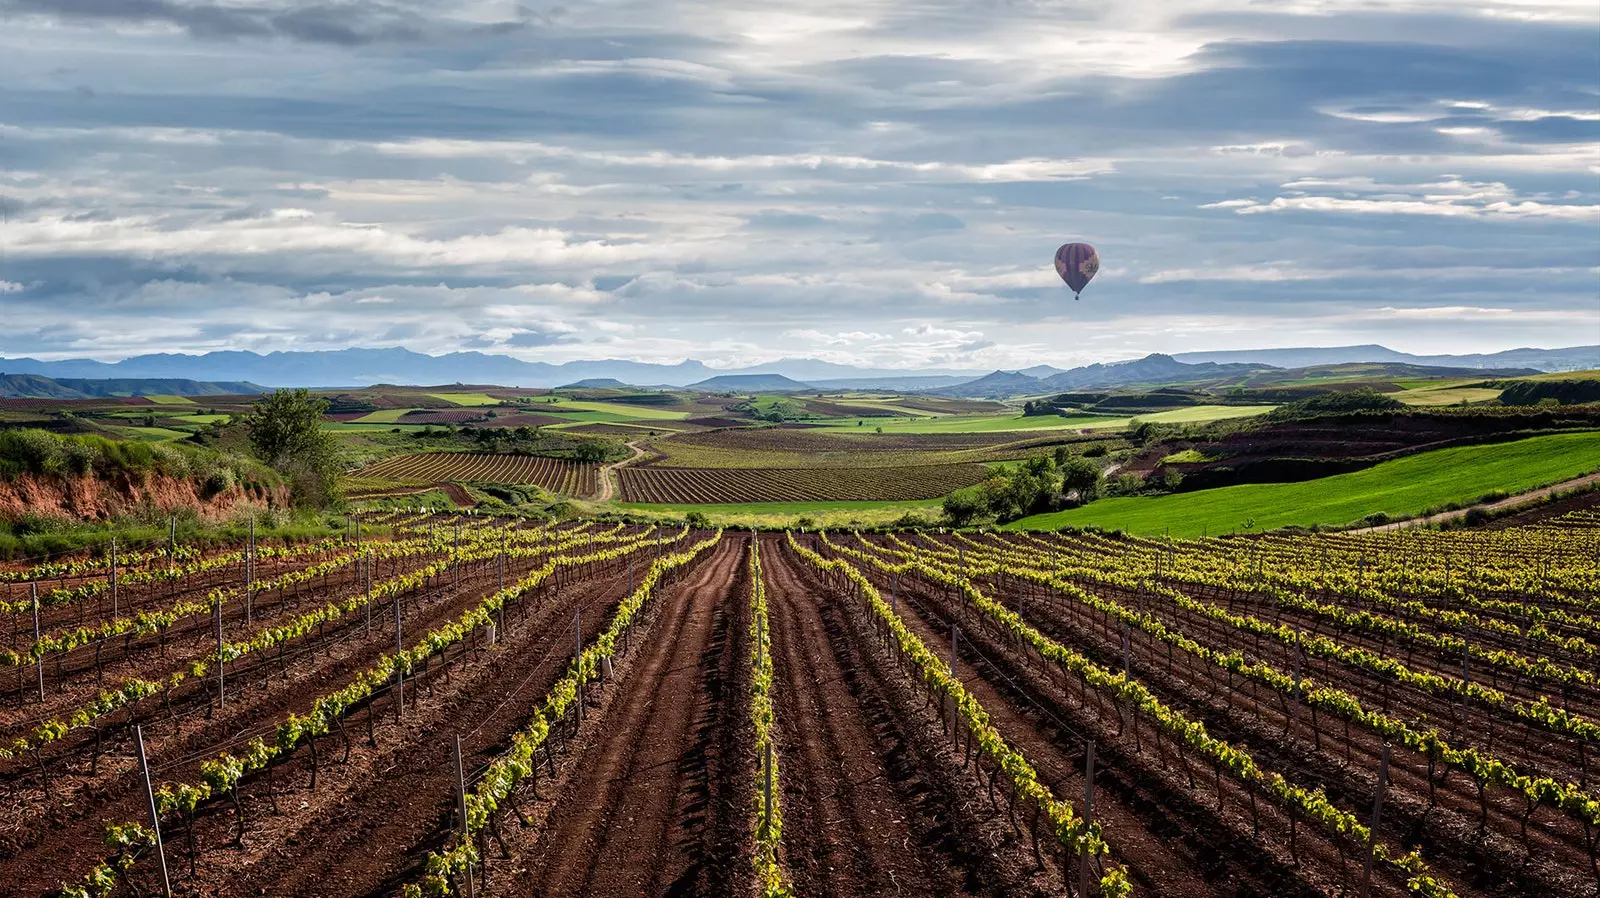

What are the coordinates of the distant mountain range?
(0, 374, 266, 400)
(931, 355, 1268, 399)
(1172, 344, 1598, 372)
(0, 344, 1590, 393)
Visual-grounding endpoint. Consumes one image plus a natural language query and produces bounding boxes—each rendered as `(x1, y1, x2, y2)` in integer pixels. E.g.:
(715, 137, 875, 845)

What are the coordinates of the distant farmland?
(356, 452, 598, 496)
(618, 462, 987, 503)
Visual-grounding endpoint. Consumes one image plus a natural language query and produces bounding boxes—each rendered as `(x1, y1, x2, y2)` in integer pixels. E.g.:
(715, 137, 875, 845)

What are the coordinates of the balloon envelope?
(1054, 243, 1100, 295)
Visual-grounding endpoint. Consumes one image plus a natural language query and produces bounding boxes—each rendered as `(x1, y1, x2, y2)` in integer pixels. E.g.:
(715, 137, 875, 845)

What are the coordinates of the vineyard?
(0, 509, 1593, 898)
(618, 462, 988, 504)
(355, 453, 598, 496)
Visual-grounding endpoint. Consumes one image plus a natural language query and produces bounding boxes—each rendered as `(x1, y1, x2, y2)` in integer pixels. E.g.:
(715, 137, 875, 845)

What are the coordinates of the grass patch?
(1004, 430, 1600, 537)
(426, 392, 504, 407)
(1160, 449, 1211, 464)
(140, 395, 196, 405)
(528, 397, 690, 420)
(353, 408, 422, 423)
(100, 425, 193, 442)
(609, 498, 940, 527)
(1394, 387, 1504, 407)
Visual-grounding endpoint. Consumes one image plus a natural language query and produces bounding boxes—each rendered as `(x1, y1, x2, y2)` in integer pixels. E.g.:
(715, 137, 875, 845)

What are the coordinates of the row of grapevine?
(820, 533, 1458, 898)
(747, 540, 789, 897)
(859, 533, 1600, 836)
(55, 528, 694, 898)
(786, 533, 1132, 897)
(402, 529, 724, 896)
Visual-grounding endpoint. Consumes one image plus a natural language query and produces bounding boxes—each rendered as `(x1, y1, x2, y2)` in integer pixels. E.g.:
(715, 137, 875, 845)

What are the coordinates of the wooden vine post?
(1359, 742, 1391, 898)
(136, 725, 173, 897)
(453, 735, 476, 898)
(32, 583, 44, 701)
(1080, 741, 1095, 898)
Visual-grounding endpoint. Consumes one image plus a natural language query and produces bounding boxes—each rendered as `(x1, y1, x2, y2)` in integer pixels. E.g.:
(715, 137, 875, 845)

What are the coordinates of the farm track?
(845, 542, 1328, 898)
(511, 537, 746, 898)
(0, 546, 564, 885)
(763, 534, 1053, 898)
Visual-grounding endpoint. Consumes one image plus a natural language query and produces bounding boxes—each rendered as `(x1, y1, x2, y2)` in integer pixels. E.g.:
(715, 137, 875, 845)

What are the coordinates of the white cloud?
(0, 280, 24, 294)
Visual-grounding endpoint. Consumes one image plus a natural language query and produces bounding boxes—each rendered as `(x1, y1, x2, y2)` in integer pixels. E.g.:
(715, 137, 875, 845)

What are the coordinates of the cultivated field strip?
(357, 452, 598, 496)
(618, 462, 987, 503)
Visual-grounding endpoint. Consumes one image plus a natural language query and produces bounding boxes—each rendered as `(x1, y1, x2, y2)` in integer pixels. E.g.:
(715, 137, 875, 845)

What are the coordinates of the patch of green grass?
(1394, 387, 1504, 407)
(610, 498, 940, 527)
(1130, 405, 1277, 425)
(100, 425, 193, 442)
(427, 392, 504, 407)
(322, 423, 435, 433)
(813, 413, 1116, 433)
(527, 397, 689, 420)
(1160, 449, 1211, 464)
(809, 404, 1274, 434)
(140, 395, 195, 405)
(353, 408, 421, 423)
(1004, 430, 1600, 536)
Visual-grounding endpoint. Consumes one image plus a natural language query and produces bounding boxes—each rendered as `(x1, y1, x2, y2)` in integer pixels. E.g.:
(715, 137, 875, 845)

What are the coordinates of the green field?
(1005, 430, 1600, 536)
(427, 392, 505, 407)
(534, 397, 689, 420)
(811, 404, 1274, 434)
(354, 408, 421, 423)
(612, 498, 940, 527)
(1395, 386, 1504, 406)
(101, 425, 193, 442)
(140, 395, 195, 405)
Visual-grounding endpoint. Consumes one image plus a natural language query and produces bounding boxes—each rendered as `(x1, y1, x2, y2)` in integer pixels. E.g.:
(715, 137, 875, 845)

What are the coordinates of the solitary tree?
(243, 389, 341, 508)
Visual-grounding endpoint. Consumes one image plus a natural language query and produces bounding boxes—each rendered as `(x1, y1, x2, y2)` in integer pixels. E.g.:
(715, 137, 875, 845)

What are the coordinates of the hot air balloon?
(1054, 242, 1099, 299)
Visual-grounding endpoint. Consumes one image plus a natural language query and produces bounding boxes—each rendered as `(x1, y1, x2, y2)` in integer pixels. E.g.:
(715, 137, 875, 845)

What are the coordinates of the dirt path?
(1347, 471, 1600, 532)
(515, 536, 745, 898)
(439, 482, 476, 508)
(594, 440, 646, 502)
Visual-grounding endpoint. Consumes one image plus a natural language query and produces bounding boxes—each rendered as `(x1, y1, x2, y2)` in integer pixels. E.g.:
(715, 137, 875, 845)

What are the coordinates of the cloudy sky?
(2, 0, 1597, 370)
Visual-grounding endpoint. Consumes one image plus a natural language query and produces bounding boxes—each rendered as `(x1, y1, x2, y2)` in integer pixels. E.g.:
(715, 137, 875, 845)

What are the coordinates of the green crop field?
(427, 392, 505, 406)
(612, 498, 940, 527)
(533, 397, 690, 420)
(1395, 386, 1504, 406)
(811, 404, 1273, 434)
(140, 395, 196, 405)
(354, 408, 421, 423)
(101, 425, 193, 442)
(1006, 430, 1600, 536)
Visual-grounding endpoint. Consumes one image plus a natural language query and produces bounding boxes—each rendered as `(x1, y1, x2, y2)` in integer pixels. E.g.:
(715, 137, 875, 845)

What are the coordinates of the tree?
(942, 486, 988, 526)
(1058, 455, 1103, 503)
(573, 438, 613, 464)
(242, 389, 341, 509)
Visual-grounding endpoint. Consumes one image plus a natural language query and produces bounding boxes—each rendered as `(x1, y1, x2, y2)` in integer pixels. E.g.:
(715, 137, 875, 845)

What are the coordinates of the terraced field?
(618, 462, 988, 503)
(356, 452, 598, 496)
(648, 427, 1125, 469)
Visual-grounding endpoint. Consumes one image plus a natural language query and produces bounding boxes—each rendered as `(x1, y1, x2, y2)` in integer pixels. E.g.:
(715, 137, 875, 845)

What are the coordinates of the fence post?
(394, 590, 405, 718)
(111, 537, 119, 618)
(215, 594, 225, 709)
(32, 583, 44, 702)
(245, 517, 254, 626)
(1080, 741, 1095, 898)
(950, 621, 958, 679)
(454, 735, 476, 898)
(575, 610, 584, 720)
(1359, 743, 1391, 898)
(136, 725, 173, 897)
(366, 552, 373, 635)
(1121, 623, 1131, 679)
